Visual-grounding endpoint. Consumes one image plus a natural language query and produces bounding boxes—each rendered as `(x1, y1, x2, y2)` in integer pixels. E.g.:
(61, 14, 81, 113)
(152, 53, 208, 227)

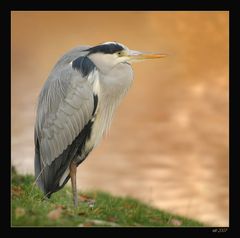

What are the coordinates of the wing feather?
(70, 113, 79, 132)
(40, 82, 94, 163)
(34, 46, 98, 195)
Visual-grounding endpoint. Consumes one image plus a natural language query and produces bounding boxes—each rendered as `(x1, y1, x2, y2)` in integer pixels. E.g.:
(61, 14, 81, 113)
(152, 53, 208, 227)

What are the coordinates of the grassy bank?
(11, 169, 204, 227)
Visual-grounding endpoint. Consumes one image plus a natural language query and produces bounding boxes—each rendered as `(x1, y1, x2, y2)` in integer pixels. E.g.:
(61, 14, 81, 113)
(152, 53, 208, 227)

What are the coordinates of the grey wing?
(34, 61, 96, 196)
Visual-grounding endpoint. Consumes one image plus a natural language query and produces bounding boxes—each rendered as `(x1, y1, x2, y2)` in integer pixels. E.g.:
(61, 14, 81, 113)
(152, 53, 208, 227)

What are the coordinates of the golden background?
(11, 11, 229, 226)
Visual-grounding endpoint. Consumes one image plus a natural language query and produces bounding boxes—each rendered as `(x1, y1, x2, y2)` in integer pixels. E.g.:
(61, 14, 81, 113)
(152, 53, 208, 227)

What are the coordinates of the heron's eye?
(117, 51, 122, 56)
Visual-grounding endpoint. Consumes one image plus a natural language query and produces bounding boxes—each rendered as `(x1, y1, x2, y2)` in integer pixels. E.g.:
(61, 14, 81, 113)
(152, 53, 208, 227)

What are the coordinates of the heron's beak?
(127, 50, 167, 62)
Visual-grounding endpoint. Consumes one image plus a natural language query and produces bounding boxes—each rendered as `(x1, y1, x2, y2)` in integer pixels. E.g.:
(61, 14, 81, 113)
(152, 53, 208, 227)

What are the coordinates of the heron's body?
(34, 42, 165, 206)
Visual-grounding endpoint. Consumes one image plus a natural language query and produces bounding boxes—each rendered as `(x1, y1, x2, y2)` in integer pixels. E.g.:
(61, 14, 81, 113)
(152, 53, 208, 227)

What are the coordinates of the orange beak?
(127, 50, 167, 62)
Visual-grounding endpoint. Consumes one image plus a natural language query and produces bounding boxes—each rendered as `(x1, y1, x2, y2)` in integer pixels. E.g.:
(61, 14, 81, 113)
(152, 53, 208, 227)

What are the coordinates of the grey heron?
(34, 41, 165, 207)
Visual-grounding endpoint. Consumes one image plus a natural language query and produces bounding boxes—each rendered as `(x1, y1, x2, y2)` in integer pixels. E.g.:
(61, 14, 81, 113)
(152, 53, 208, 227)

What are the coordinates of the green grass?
(11, 168, 204, 227)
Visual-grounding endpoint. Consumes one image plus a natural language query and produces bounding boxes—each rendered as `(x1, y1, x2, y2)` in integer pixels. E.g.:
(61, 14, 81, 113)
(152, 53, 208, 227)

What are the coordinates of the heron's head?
(86, 42, 166, 73)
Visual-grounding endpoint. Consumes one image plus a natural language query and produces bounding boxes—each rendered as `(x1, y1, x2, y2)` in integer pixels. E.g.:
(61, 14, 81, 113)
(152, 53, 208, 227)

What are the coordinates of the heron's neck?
(99, 63, 133, 97)
(90, 63, 133, 143)
(98, 64, 132, 124)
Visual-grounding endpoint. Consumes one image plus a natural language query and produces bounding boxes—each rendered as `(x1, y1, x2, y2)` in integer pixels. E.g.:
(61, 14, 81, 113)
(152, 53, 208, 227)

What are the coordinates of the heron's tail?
(34, 137, 47, 194)
(34, 136, 73, 197)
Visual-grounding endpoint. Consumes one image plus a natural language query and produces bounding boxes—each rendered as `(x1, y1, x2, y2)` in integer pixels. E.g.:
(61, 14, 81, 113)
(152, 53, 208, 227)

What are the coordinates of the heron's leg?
(70, 162, 78, 207)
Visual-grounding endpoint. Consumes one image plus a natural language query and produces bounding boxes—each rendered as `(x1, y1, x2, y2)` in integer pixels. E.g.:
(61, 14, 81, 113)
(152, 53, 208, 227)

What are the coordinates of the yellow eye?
(117, 51, 122, 56)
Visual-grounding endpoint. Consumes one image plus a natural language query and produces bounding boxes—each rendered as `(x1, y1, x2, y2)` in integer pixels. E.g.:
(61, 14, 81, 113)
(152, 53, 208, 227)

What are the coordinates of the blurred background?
(11, 11, 229, 226)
